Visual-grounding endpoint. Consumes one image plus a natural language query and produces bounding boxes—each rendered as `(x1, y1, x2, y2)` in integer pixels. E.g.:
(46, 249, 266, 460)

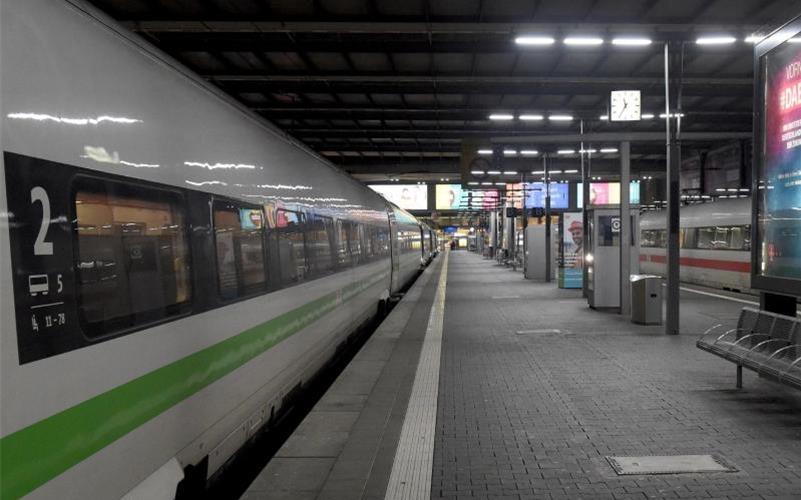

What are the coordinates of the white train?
(0, 1, 436, 498)
(639, 198, 752, 292)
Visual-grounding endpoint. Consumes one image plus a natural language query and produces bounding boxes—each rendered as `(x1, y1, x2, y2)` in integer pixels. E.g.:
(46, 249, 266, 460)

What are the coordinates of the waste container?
(630, 275, 663, 325)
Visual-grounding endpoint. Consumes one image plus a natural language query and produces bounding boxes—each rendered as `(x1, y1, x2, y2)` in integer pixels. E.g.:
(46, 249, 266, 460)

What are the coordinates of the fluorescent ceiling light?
(489, 113, 514, 120)
(471, 170, 485, 175)
(487, 170, 501, 175)
(515, 36, 556, 46)
(612, 37, 652, 46)
(550, 169, 563, 174)
(519, 114, 544, 121)
(600, 115, 609, 120)
(520, 150, 539, 155)
(659, 112, 685, 118)
(580, 149, 598, 154)
(494, 182, 506, 186)
(790, 38, 801, 43)
(468, 181, 479, 185)
(531, 170, 544, 175)
(503, 170, 518, 175)
(557, 149, 575, 155)
(745, 35, 765, 43)
(503, 150, 518, 156)
(477, 149, 493, 155)
(564, 37, 604, 46)
(481, 181, 493, 185)
(696, 36, 736, 45)
(641, 113, 655, 119)
(549, 114, 574, 121)
(563, 169, 579, 174)
(600, 148, 619, 153)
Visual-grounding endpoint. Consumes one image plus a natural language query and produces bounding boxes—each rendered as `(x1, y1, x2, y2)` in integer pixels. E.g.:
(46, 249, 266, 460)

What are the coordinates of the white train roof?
(640, 197, 751, 229)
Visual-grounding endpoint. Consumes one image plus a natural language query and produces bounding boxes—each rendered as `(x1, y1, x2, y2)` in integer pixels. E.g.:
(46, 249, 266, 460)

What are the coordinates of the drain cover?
(516, 329, 561, 335)
(606, 455, 737, 475)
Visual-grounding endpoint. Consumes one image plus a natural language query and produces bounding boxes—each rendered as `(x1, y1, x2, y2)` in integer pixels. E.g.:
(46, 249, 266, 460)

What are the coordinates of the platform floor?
(243, 251, 801, 500)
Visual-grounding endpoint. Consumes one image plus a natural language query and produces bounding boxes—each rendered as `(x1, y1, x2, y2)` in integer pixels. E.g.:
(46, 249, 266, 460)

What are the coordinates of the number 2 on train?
(30, 186, 53, 255)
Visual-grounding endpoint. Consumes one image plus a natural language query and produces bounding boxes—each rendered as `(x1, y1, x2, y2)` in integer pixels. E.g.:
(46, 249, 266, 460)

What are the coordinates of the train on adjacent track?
(639, 197, 752, 293)
(0, 1, 436, 498)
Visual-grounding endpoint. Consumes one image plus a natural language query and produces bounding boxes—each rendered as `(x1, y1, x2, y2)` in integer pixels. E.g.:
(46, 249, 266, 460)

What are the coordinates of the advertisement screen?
(577, 182, 641, 208)
(435, 184, 464, 209)
(369, 184, 428, 210)
(560, 212, 584, 288)
(757, 39, 801, 282)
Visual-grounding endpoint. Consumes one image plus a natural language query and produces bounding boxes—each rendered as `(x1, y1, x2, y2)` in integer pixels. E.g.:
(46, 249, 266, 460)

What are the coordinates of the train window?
(335, 220, 349, 267)
(376, 227, 390, 256)
(275, 209, 307, 284)
(213, 200, 266, 300)
(681, 228, 697, 249)
(308, 213, 335, 275)
(347, 222, 363, 265)
(695, 225, 751, 250)
(74, 182, 191, 337)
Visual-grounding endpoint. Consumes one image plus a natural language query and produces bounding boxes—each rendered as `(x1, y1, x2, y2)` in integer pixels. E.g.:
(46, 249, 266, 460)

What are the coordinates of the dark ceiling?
(87, 0, 794, 182)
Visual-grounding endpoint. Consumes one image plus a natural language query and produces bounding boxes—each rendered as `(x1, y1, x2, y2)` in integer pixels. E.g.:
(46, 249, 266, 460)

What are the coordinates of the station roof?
(88, 0, 788, 182)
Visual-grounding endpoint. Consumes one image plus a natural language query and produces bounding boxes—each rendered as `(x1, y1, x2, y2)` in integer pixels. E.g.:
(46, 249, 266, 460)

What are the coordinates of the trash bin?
(630, 275, 663, 325)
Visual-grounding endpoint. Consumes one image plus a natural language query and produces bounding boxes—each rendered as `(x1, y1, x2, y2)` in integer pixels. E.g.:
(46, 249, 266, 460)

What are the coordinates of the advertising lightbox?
(577, 182, 641, 208)
(435, 184, 464, 209)
(436, 184, 500, 209)
(369, 184, 428, 210)
(754, 21, 801, 293)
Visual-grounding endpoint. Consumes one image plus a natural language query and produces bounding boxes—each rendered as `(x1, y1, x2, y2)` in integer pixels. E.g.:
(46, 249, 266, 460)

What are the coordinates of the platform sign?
(525, 182, 569, 209)
(435, 184, 463, 210)
(753, 18, 801, 295)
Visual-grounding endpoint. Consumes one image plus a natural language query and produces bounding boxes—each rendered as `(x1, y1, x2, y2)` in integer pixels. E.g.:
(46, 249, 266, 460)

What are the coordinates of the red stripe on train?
(641, 254, 751, 273)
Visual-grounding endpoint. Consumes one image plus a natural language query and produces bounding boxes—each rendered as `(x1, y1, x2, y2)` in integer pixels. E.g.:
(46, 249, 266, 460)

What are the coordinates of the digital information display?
(577, 182, 641, 208)
(435, 184, 499, 209)
(369, 184, 428, 210)
(756, 33, 801, 288)
(504, 183, 569, 209)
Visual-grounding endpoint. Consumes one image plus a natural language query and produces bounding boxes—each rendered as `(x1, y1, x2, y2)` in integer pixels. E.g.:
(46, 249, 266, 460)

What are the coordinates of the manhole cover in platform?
(606, 455, 737, 475)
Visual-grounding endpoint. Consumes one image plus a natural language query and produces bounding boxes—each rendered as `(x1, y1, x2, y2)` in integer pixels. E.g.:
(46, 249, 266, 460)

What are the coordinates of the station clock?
(609, 90, 642, 122)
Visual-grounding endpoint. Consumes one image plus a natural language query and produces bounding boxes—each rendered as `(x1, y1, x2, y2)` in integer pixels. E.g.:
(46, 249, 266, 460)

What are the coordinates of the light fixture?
(503, 149, 518, 156)
(599, 115, 609, 120)
(563, 169, 579, 174)
(745, 35, 765, 43)
(519, 114, 545, 121)
(549, 114, 574, 122)
(489, 113, 514, 121)
(790, 38, 801, 43)
(550, 169, 563, 174)
(515, 36, 556, 46)
(520, 150, 539, 156)
(477, 149, 493, 155)
(641, 113, 655, 119)
(487, 170, 501, 175)
(659, 112, 685, 118)
(579, 149, 598, 154)
(557, 149, 575, 154)
(471, 170, 485, 175)
(564, 37, 604, 46)
(503, 170, 518, 175)
(696, 36, 737, 45)
(468, 181, 479, 185)
(612, 37, 653, 46)
(600, 148, 619, 153)
(531, 170, 545, 175)
(494, 182, 505, 186)
(481, 181, 493, 186)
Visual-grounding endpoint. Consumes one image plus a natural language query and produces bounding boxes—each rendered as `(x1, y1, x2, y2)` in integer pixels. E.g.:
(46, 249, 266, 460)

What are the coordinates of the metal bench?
(697, 307, 801, 390)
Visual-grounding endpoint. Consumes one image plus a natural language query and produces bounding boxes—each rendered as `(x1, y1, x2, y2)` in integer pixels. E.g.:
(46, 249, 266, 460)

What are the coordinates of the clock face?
(610, 90, 641, 122)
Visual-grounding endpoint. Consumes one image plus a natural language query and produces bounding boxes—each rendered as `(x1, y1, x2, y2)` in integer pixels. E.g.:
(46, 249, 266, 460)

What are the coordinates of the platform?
(243, 251, 801, 500)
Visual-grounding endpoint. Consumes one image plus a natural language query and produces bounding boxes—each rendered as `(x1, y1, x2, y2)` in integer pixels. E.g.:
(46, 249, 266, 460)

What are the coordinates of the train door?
(388, 209, 400, 292)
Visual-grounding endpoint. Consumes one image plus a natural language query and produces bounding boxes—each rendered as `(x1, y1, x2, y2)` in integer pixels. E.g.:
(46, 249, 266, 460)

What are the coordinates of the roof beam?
(121, 20, 766, 35)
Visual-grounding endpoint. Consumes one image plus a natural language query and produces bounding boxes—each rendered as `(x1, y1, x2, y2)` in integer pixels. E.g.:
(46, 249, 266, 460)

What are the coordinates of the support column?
(580, 120, 589, 297)
(665, 41, 683, 335)
(620, 141, 631, 316)
(544, 155, 552, 283)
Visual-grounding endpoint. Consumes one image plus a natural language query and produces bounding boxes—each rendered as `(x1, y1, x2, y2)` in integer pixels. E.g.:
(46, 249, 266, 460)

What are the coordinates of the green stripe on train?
(0, 273, 386, 499)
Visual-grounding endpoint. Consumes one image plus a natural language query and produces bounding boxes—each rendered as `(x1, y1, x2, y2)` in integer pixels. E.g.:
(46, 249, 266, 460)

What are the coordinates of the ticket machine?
(585, 208, 640, 309)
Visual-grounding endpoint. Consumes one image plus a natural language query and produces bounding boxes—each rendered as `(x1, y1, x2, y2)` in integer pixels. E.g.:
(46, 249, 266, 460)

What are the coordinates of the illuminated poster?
(369, 184, 428, 210)
(435, 184, 464, 209)
(758, 39, 801, 281)
(559, 212, 584, 288)
(577, 182, 641, 208)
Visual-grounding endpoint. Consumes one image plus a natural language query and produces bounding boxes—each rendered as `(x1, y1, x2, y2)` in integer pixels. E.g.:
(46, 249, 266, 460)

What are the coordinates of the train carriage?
(0, 1, 430, 498)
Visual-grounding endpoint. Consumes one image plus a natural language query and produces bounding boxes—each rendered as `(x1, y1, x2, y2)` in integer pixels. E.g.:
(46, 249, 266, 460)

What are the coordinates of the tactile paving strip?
(606, 455, 738, 475)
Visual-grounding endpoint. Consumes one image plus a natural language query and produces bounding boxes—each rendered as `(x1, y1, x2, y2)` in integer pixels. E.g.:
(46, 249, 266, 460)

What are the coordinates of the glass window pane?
(213, 201, 266, 300)
(75, 185, 190, 336)
(309, 214, 334, 275)
(276, 209, 306, 284)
